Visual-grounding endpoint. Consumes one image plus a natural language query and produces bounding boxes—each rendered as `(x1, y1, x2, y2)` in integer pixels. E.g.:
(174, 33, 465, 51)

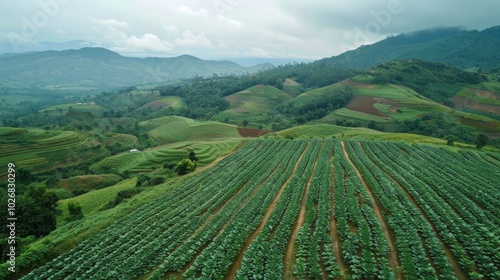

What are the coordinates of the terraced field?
(91, 140, 240, 173)
(0, 128, 97, 178)
(23, 139, 499, 279)
(142, 116, 242, 145)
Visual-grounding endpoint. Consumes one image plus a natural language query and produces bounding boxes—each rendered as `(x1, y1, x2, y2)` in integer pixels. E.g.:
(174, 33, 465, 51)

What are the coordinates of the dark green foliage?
(366, 60, 481, 102)
(323, 26, 500, 70)
(397, 112, 475, 144)
(66, 202, 84, 221)
(446, 135, 455, 146)
(177, 159, 196, 175)
(475, 133, 489, 149)
(16, 185, 60, 238)
(163, 161, 178, 170)
(188, 149, 198, 161)
(103, 188, 144, 210)
(278, 85, 354, 121)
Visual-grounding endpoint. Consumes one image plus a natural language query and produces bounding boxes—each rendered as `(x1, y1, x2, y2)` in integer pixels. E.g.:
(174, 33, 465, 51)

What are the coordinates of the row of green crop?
(349, 141, 458, 279)
(362, 141, 499, 279)
(234, 139, 322, 280)
(333, 141, 395, 279)
(21, 139, 499, 279)
(386, 142, 500, 278)
(182, 141, 310, 279)
(22, 140, 266, 279)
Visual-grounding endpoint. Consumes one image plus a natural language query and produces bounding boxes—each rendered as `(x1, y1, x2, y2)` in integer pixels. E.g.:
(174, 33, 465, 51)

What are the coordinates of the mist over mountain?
(322, 26, 500, 70)
(0, 47, 273, 91)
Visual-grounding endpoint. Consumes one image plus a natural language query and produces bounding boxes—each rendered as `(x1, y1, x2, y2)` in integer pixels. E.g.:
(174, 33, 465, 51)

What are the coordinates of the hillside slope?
(322, 26, 500, 70)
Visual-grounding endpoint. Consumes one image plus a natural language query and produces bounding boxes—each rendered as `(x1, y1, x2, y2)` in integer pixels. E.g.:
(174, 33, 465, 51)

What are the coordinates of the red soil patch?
(451, 96, 500, 115)
(455, 116, 499, 132)
(466, 88, 500, 100)
(345, 95, 392, 118)
(237, 127, 271, 137)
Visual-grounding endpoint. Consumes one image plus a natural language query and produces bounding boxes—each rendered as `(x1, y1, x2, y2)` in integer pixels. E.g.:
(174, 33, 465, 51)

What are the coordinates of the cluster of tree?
(366, 60, 484, 102)
(0, 168, 61, 262)
(396, 112, 498, 149)
(277, 85, 355, 121)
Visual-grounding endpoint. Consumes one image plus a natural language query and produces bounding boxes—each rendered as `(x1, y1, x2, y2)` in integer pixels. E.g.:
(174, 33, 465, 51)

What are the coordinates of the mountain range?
(0, 47, 272, 91)
(322, 26, 500, 70)
(1, 25, 499, 92)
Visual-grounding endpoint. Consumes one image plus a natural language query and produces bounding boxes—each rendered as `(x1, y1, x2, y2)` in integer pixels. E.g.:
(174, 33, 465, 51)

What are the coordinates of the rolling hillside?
(0, 47, 272, 90)
(220, 84, 292, 119)
(140, 116, 242, 144)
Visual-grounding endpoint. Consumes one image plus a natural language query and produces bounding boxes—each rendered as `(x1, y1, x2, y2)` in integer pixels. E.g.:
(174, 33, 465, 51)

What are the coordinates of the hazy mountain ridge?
(0, 47, 273, 90)
(322, 26, 500, 70)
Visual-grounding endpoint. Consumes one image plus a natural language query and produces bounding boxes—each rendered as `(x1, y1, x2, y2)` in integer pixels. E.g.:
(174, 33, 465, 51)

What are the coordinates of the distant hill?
(322, 26, 500, 70)
(0, 47, 273, 91)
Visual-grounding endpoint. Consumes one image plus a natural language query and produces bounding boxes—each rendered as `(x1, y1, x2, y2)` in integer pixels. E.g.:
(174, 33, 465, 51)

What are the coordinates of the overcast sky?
(1, 0, 499, 60)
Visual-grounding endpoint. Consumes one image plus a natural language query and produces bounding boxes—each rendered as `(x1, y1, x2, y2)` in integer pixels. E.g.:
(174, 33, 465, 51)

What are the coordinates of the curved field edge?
(16, 139, 499, 280)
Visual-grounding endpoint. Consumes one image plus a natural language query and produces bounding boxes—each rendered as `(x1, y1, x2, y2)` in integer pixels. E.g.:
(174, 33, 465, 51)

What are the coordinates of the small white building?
(129, 149, 140, 153)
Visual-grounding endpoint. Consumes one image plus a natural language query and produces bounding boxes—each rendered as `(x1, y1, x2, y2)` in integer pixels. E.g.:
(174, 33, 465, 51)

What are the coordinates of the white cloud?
(163, 24, 179, 35)
(91, 18, 128, 28)
(216, 15, 241, 26)
(178, 5, 208, 18)
(175, 31, 212, 47)
(112, 33, 174, 53)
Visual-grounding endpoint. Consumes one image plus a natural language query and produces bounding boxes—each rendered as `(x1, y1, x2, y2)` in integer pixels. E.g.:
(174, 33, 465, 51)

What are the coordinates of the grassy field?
(220, 84, 292, 118)
(132, 96, 186, 116)
(59, 174, 123, 190)
(40, 103, 107, 115)
(356, 84, 415, 99)
(326, 108, 393, 123)
(57, 178, 136, 221)
(265, 123, 483, 148)
(144, 116, 242, 144)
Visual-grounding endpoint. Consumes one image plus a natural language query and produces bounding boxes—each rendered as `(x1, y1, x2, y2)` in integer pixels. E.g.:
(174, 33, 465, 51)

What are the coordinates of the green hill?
(219, 84, 292, 120)
(0, 48, 272, 90)
(322, 26, 500, 70)
(141, 116, 242, 144)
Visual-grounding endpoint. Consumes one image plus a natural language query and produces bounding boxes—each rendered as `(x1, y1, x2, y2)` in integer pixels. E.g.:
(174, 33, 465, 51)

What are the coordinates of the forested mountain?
(0, 47, 272, 90)
(322, 26, 500, 70)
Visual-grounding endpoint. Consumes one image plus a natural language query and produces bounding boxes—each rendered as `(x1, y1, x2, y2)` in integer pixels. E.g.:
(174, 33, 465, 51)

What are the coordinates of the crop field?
(0, 128, 97, 178)
(91, 140, 240, 173)
(24, 139, 499, 279)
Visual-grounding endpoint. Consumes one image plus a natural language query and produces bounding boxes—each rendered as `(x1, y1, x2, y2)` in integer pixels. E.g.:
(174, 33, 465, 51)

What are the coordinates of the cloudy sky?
(1, 0, 499, 60)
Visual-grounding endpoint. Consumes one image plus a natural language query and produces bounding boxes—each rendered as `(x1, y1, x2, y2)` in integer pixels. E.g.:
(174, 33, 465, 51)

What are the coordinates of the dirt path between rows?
(329, 146, 349, 277)
(224, 142, 310, 280)
(340, 141, 401, 278)
(283, 141, 323, 279)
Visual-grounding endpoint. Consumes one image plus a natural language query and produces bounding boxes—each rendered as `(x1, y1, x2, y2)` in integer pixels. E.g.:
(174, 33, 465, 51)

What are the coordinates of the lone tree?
(66, 202, 84, 221)
(475, 133, 489, 149)
(177, 159, 196, 175)
(446, 135, 455, 146)
(188, 149, 198, 161)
